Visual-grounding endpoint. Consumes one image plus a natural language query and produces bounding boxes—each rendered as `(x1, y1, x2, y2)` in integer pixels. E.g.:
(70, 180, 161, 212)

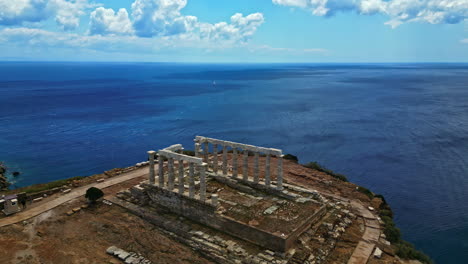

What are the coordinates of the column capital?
(148, 150, 156, 155)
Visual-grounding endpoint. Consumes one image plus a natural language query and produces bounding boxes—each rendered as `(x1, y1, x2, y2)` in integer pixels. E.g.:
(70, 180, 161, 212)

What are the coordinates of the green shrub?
(396, 241, 433, 264)
(22, 176, 85, 194)
(283, 154, 299, 163)
(85, 187, 104, 203)
(303, 162, 348, 182)
(356, 186, 374, 199)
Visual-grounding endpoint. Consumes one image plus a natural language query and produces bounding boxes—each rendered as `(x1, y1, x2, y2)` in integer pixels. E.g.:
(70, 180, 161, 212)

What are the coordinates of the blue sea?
(1, 62, 468, 263)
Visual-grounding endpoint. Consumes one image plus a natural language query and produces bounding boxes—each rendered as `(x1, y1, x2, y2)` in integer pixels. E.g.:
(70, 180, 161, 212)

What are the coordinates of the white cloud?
(87, 1, 264, 43)
(273, 0, 468, 27)
(0, 0, 97, 30)
(461, 38, 468, 43)
(198, 13, 265, 42)
(131, 0, 197, 37)
(89, 7, 133, 35)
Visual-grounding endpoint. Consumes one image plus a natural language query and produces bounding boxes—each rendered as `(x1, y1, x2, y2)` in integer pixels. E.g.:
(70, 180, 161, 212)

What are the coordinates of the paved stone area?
(0, 166, 151, 227)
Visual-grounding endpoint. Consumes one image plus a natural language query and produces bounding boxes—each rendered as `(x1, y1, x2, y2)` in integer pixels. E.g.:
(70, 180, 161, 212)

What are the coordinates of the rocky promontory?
(0, 162, 11, 191)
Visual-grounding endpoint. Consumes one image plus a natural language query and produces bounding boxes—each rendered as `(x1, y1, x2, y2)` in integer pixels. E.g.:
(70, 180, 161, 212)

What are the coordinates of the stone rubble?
(106, 246, 152, 264)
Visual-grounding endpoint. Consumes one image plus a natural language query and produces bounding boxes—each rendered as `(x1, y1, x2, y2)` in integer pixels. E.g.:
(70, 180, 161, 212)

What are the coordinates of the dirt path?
(0, 166, 151, 228)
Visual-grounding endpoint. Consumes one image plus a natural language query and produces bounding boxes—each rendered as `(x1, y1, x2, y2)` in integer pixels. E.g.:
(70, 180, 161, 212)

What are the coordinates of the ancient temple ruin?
(127, 136, 328, 253)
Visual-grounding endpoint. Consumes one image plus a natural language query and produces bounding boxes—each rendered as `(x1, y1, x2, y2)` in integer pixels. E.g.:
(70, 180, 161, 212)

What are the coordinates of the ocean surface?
(1, 62, 468, 263)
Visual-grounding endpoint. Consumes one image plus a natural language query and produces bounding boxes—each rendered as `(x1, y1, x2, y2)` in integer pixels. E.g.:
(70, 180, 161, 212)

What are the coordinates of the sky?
(1, 0, 468, 63)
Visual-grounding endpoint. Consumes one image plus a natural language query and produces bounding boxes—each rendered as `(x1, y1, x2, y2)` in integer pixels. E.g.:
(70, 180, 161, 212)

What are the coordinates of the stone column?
(243, 149, 249, 181)
(265, 154, 271, 187)
(199, 163, 207, 202)
(168, 158, 175, 190)
(211, 194, 218, 207)
(178, 160, 184, 194)
(222, 144, 228, 176)
(277, 155, 284, 190)
(204, 142, 209, 163)
(195, 143, 201, 158)
(188, 163, 195, 198)
(158, 154, 164, 188)
(148, 151, 156, 184)
(254, 151, 260, 184)
(232, 148, 238, 178)
(213, 144, 218, 173)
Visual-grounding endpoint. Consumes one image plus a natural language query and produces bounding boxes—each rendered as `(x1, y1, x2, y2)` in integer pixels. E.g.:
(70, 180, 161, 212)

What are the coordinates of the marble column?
(188, 163, 195, 198)
(265, 154, 271, 187)
(211, 194, 218, 207)
(232, 148, 238, 178)
(168, 158, 175, 190)
(204, 142, 209, 163)
(199, 164, 207, 202)
(254, 152, 260, 184)
(277, 155, 284, 190)
(213, 144, 218, 173)
(222, 145, 228, 176)
(178, 160, 184, 194)
(148, 151, 156, 184)
(195, 143, 201, 158)
(158, 154, 164, 188)
(243, 149, 249, 181)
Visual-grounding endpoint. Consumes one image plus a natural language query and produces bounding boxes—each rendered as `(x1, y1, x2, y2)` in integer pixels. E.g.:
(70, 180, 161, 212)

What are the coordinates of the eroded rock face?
(0, 163, 11, 191)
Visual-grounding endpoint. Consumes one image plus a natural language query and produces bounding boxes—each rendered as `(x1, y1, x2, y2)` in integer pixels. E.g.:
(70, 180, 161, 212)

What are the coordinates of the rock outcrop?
(0, 163, 11, 191)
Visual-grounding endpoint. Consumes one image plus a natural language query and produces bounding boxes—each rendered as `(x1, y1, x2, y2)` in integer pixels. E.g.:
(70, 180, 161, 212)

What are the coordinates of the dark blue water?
(1, 62, 468, 263)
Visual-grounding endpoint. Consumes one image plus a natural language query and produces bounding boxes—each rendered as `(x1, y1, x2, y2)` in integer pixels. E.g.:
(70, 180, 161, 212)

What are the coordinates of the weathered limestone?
(243, 149, 249, 181)
(199, 163, 207, 202)
(178, 160, 184, 194)
(148, 151, 156, 184)
(168, 158, 175, 190)
(193, 136, 284, 189)
(195, 143, 201, 158)
(189, 163, 195, 198)
(204, 142, 209, 163)
(277, 155, 284, 190)
(232, 148, 238, 178)
(223, 145, 228, 176)
(158, 154, 164, 188)
(213, 144, 218, 173)
(265, 154, 271, 187)
(211, 194, 218, 207)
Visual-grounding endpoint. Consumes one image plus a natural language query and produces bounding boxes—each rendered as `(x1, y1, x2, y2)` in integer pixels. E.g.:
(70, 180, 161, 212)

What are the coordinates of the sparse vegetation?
(182, 150, 195, 156)
(21, 176, 85, 194)
(356, 186, 374, 199)
(377, 195, 432, 264)
(302, 161, 348, 182)
(283, 154, 298, 163)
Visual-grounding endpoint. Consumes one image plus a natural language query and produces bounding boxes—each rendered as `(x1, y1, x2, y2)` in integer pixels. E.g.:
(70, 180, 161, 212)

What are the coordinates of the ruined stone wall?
(141, 183, 291, 252)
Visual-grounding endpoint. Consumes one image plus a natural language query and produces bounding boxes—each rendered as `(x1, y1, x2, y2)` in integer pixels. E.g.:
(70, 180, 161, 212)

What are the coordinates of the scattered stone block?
(106, 246, 119, 255)
(33, 197, 43, 203)
(373, 247, 383, 258)
(72, 207, 81, 213)
(81, 204, 89, 209)
(96, 179, 105, 183)
(263, 205, 279, 215)
(62, 189, 71, 193)
(66, 211, 74, 216)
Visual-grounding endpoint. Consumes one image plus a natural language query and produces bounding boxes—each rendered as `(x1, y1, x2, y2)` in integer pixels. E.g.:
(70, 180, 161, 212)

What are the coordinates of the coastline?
(0, 154, 432, 263)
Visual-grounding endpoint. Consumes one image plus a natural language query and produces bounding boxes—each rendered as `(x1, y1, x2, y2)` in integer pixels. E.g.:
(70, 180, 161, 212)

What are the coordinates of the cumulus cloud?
(131, 0, 197, 37)
(0, 0, 96, 30)
(462, 38, 468, 43)
(89, 7, 133, 35)
(272, 0, 468, 27)
(198, 13, 264, 42)
(87, 0, 264, 43)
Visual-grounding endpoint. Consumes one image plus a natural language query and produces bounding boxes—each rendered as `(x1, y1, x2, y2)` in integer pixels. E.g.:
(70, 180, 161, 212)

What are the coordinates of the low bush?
(283, 154, 299, 163)
(182, 150, 195, 156)
(22, 176, 85, 194)
(396, 241, 432, 264)
(356, 186, 374, 199)
(303, 161, 348, 182)
(85, 187, 104, 203)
